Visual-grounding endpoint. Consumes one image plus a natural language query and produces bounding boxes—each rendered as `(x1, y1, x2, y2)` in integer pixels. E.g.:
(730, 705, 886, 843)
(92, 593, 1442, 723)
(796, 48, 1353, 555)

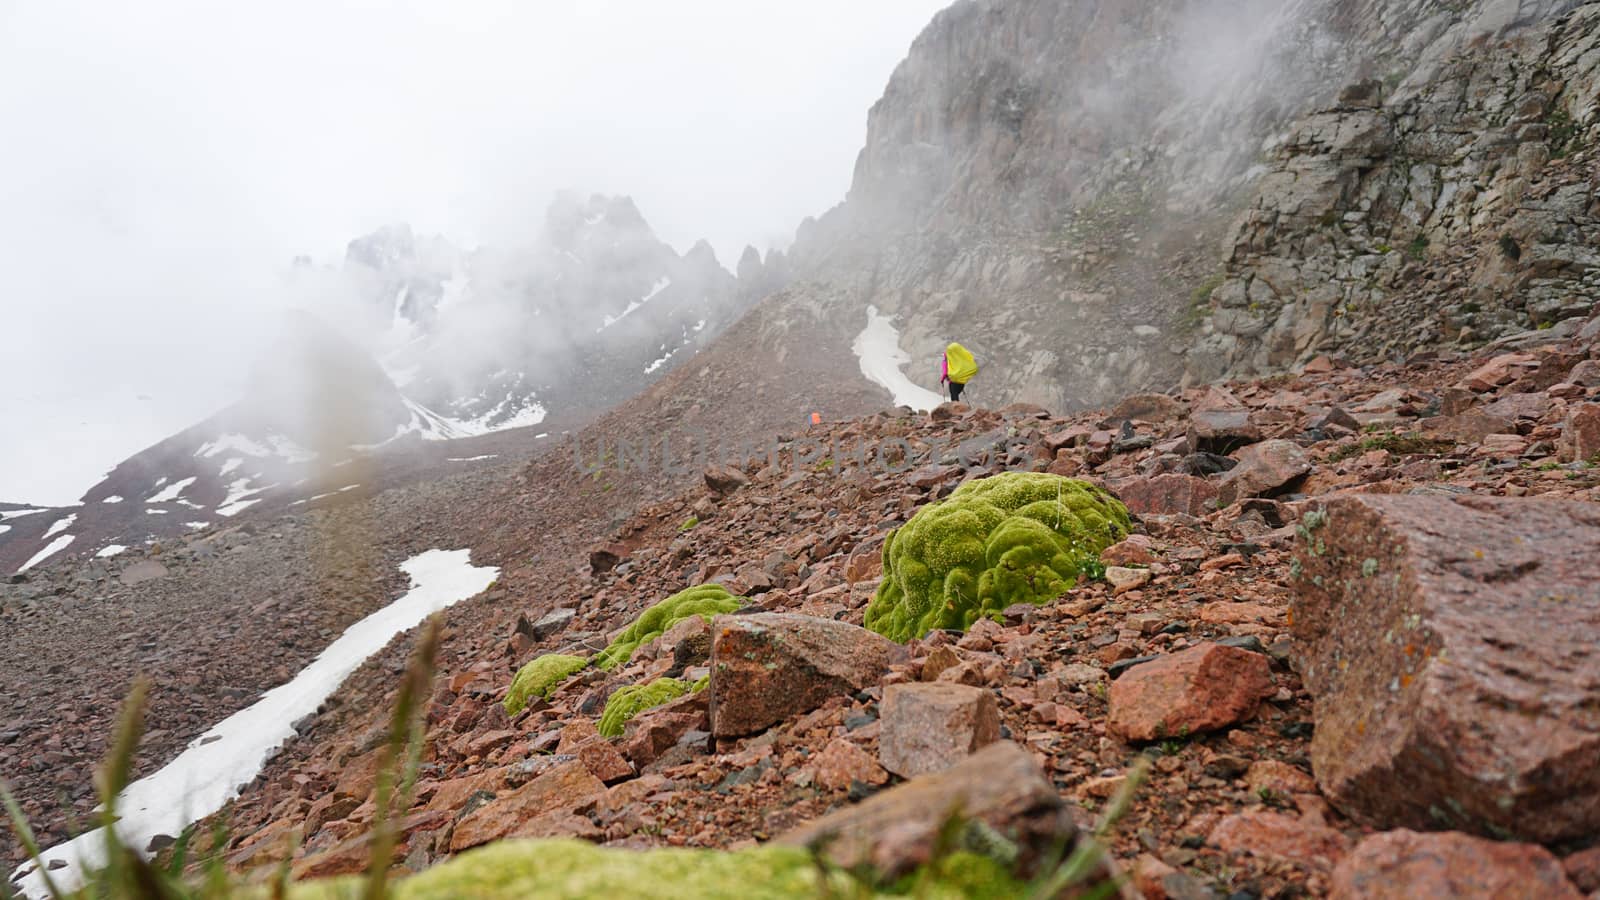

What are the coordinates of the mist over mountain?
(4, 1, 1600, 896)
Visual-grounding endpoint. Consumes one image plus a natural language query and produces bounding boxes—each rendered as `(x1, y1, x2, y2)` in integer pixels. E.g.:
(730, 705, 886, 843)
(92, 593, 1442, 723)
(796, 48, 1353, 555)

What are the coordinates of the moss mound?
(290, 838, 1024, 899)
(503, 654, 589, 716)
(598, 675, 708, 737)
(593, 584, 745, 671)
(865, 472, 1130, 641)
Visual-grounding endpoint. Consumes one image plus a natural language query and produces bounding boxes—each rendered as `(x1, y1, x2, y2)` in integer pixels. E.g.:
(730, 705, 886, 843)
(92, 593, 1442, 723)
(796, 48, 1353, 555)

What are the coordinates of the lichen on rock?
(597, 675, 706, 737)
(503, 653, 589, 716)
(865, 472, 1130, 641)
(289, 837, 1025, 899)
(593, 584, 745, 670)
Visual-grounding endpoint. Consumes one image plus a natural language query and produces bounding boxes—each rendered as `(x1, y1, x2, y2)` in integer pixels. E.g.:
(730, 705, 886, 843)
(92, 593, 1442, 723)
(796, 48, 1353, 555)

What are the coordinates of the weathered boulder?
(1331, 830, 1582, 900)
(1115, 473, 1219, 517)
(878, 682, 1000, 777)
(703, 464, 749, 495)
(589, 544, 627, 576)
(1110, 393, 1185, 424)
(449, 759, 605, 851)
(1559, 402, 1600, 463)
(1215, 439, 1311, 506)
(810, 737, 888, 790)
(1108, 643, 1273, 742)
(708, 613, 906, 737)
(1209, 809, 1350, 868)
(1293, 494, 1600, 842)
(1188, 408, 1262, 454)
(776, 741, 1075, 878)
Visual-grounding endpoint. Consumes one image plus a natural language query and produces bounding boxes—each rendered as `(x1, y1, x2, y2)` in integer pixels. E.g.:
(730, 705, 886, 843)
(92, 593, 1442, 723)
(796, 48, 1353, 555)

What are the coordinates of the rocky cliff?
(733, 0, 1600, 413)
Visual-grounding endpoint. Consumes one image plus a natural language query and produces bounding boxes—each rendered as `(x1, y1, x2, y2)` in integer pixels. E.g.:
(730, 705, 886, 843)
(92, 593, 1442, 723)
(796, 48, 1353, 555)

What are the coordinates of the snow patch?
(17, 535, 74, 574)
(852, 306, 946, 413)
(0, 525, 8, 535)
(446, 455, 497, 462)
(0, 508, 47, 520)
(11, 549, 500, 899)
(102, 496, 123, 504)
(216, 478, 269, 517)
(218, 458, 243, 477)
(145, 509, 168, 515)
(42, 514, 77, 540)
(596, 277, 671, 332)
(184, 522, 210, 530)
(195, 433, 315, 465)
(145, 477, 197, 504)
(96, 544, 127, 558)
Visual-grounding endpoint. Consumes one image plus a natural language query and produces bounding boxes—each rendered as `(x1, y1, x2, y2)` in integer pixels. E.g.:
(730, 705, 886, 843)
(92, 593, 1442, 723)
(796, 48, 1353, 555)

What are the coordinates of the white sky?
(0, 0, 951, 506)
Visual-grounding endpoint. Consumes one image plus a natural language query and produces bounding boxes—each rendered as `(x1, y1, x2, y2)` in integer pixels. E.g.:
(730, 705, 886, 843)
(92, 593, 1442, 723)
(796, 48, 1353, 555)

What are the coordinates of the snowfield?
(17, 534, 74, 574)
(852, 306, 945, 412)
(10, 548, 500, 899)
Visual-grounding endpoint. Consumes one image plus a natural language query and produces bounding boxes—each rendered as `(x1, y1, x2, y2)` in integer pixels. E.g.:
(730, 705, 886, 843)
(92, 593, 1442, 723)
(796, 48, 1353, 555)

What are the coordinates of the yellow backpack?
(945, 342, 978, 383)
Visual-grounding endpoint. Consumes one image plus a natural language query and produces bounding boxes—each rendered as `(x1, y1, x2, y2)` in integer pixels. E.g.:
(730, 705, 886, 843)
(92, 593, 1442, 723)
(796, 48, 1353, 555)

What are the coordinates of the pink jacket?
(940, 356, 948, 383)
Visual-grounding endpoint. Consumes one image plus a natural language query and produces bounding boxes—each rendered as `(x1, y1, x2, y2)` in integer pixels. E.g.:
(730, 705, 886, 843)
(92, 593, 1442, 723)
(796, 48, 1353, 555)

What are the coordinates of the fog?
(0, 0, 950, 506)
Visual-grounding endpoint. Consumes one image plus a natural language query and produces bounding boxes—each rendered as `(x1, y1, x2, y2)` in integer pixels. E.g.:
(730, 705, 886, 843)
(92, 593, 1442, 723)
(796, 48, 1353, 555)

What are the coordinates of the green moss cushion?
(598, 675, 708, 737)
(865, 472, 1130, 641)
(503, 654, 589, 716)
(592, 584, 745, 671)
(289, 838, 1025, 899)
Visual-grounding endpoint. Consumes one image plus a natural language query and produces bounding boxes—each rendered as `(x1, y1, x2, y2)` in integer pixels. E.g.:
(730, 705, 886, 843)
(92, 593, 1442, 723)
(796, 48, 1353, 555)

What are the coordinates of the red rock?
(878, 682, 1001, 778)
(1303, 355, 1337, 374)
(1108, 643, 1274, 742)
(290, 811, 448, 880)
(1103, 565, 1152, 596)
(1215, 439, 1311, 506)
(1548, 382, 1586, 400)
(919, 645, 961, 682)
(557, 720, 635, 784)
(332, 746, 384, 802)
(906, 464, 963, 489)
(776, 742, 1074, 878)
(1420, 410, 1515, 443)
(1210, 809, 1349, 868)
(1188, 408, 1261, 454)
(1246, 759, 1317, 797)
(449, 759, 605, 851)
(1461, 352, 1539, 392)
(1045, 424, 1094, 452)
(1199, 601, 1279, 625)
(844, 542, 884, 583)
(1110, 393, 1185, 423)
(1331, 830, 1582, 899)
(1293, 494, 1600, 842)
(811, 737, 889, 790)
(708, 613, 907, 737)
(1560, 402, 1600, 463)
(1100, 536, 1157, 566)
(1568, 359, 1600, 388)
(703, 464, 748, 495)
(620, 710, 704, 768)
(1115, 474, 1219, 517)
(1563, 845, 1600, 894)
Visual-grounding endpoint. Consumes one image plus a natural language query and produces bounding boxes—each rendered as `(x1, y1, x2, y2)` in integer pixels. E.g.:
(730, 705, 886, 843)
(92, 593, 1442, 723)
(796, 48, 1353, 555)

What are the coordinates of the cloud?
(0, 0, 951, 505)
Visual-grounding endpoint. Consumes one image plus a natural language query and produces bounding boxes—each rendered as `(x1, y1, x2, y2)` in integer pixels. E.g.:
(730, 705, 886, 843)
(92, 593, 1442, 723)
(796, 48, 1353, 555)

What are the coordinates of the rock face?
(1330, 829, 1583, 900)
(1115, 473, 1219, 517)
(1191, 3, 1600, 381)
(707, 613, 906, 737)
(878, 682, 1001, 777)
(1215, 439, 1311, 506)
(776, 741, 1074, 878)
(1108, 642, 1274, 742)
(1292, 494, 1600, 842)
(448, 759, 605, 851)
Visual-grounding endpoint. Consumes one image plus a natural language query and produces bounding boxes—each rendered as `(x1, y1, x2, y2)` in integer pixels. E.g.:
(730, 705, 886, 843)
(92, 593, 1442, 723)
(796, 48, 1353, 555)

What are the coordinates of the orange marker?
(810, 412, 821, 425)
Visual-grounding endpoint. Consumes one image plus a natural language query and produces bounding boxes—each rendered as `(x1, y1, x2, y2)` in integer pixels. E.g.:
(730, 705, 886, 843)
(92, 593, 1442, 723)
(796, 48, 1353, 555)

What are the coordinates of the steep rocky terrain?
(6, 1, 1600, 897)
(92, 313, 1600, 899)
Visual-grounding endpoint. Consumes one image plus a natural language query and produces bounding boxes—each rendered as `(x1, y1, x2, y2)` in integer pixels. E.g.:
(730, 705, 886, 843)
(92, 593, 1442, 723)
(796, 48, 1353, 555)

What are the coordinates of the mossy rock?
(288, 838, 1024, 899)
(597, 674, 708, 737)
(592, 584, 745, 671)
(503, 654, 589, 716)
(864, 472, 1130, 641)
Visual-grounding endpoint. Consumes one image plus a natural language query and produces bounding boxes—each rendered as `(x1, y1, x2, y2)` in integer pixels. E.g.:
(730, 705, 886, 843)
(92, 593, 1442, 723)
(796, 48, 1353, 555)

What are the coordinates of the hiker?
(940, 342, 978, 403)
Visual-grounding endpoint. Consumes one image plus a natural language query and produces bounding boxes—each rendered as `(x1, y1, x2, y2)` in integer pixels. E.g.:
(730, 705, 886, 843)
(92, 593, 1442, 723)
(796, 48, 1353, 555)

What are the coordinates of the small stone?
(1104, 566, 1152, 595)
(811, 738, 888, 791)
(1108, 643, 1274, 742)
(1332, 829, 1582, 899)
(1210, 809, 1349, 868)
(879, 682, 1001, 778)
